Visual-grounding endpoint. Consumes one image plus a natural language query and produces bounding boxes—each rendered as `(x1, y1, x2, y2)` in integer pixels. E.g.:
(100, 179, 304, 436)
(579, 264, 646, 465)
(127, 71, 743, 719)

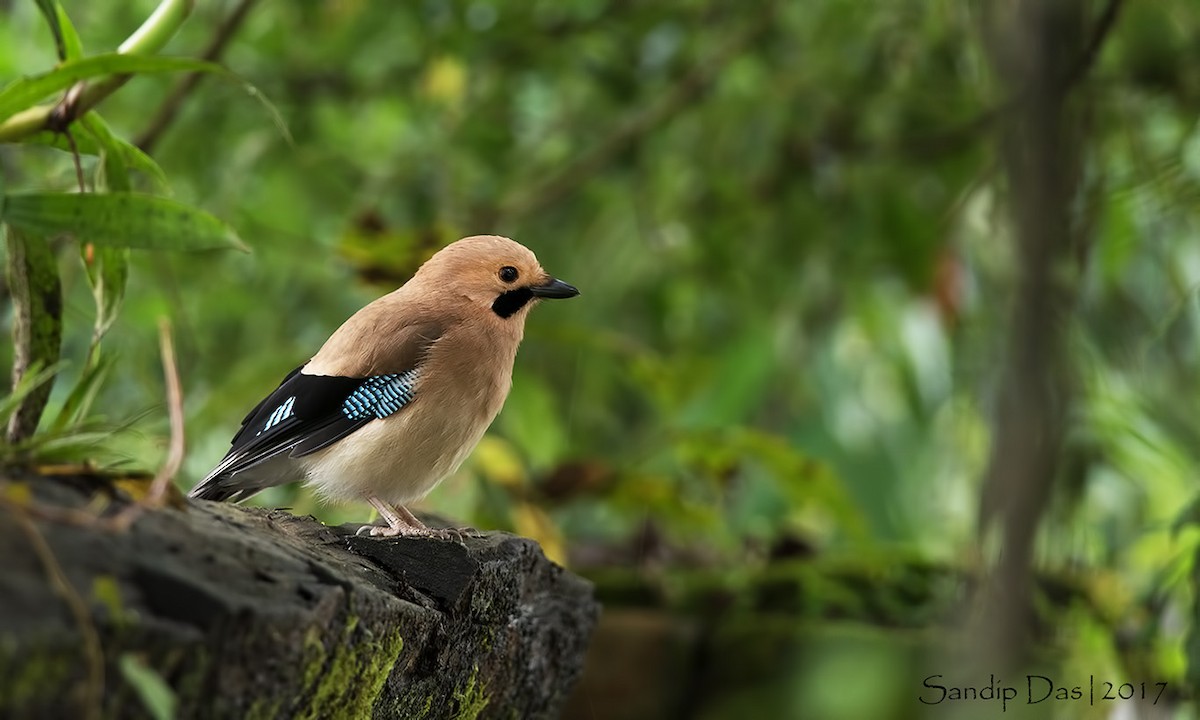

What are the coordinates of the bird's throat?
(492, 287, 534, 318)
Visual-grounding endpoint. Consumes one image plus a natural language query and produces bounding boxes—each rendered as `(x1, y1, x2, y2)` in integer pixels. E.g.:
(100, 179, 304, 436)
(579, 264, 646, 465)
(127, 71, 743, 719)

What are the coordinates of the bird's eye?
(499, 266, 519, 283)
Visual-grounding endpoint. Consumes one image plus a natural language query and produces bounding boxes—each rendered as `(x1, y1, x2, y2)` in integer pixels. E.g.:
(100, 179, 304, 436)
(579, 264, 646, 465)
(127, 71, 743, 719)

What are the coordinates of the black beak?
(529, 276, 579, 299)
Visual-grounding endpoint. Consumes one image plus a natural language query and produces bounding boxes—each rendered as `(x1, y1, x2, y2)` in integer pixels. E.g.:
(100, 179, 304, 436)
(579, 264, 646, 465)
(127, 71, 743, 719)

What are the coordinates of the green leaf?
(1, 192, 248, 252)
(119, 653, 177, 720)
(0, 54, 231, 125)
(51, 346, 114, 433)
(0, 361, 63, 431)
(7, 429, 113, 464)
(56, 5, 85, 61)
(78, 114, 134, 349)
(85, 247, 132, 345)
(30, 2, 83, 60)
(21, 120, 169, 190)
(1172, 493, 1200, 537)
(80, 112, 167, 189)
(20, 129, 101, 155)
(83, 115, 132, 192)
(33, 0, 66, 61)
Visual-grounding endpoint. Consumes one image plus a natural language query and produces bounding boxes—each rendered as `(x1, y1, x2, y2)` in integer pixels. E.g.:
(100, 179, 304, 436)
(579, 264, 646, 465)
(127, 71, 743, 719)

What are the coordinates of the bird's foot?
(356, 523, 392, 537)
(355, 522, 481, 543)
(358, 496, 483, 543)
(430, 525, 485, 543)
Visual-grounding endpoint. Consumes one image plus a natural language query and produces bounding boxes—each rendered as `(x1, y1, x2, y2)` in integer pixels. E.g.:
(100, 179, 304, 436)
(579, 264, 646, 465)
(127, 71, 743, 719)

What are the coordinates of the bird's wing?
(189, 369, 423, 501)
(191, 322, 444, 502)
(289, 370, 421, 456)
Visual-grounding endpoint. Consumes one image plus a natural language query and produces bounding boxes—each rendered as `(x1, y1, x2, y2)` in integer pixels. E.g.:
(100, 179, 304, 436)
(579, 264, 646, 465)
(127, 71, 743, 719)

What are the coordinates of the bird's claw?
(355, 523, 482, 543)
(432, 526, 484, 544)
(356, 523, 407, 538)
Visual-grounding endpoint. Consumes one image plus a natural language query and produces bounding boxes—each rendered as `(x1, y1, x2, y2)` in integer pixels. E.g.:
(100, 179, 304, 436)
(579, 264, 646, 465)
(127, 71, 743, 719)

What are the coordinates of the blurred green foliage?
(3, 0, 1200, 717)
(0, 0, 249, 463)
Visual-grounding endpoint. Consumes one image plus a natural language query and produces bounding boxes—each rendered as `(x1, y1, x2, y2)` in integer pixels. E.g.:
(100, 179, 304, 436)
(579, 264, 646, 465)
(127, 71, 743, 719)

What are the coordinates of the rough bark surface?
(0, 474, 599, 719)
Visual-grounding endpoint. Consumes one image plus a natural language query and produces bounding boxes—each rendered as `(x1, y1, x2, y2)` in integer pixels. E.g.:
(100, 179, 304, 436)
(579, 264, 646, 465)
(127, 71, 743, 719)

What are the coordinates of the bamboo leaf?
(31, 1, 84, 61)
(33, 0, 66, 61)
(0, 361, 63, 431)
(1, 192, 248, 252)
(56, 4, 85, 61)
(20, 130, 102, 155)
(10, 429, 114, 464)
(0, 54, 230, 125)
(79, 114, 134, 348)
(84, 115, 132, 192)
(21, 124, 169, 190)
(119, 653, 177, 720)
(81, 112, 168, 189)
(50, 355, 113, 432)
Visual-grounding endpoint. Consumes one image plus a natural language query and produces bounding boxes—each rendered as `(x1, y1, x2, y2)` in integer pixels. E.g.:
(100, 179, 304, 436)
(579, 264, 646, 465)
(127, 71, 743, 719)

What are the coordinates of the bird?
(189, 235, 579, 539)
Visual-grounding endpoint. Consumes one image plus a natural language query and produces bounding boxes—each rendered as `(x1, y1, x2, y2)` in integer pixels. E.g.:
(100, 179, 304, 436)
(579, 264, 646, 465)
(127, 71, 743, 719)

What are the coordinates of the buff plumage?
(189, 235, 578, 538)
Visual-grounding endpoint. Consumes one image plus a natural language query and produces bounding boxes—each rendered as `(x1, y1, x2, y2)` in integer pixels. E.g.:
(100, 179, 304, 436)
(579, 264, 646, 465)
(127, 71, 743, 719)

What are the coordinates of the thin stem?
(137, 0, 259, 153)
(109, 319, 185, 531)
(0, 0, 194, 143)
(118, 0, 195, 55)
(492, 2, 777, 225)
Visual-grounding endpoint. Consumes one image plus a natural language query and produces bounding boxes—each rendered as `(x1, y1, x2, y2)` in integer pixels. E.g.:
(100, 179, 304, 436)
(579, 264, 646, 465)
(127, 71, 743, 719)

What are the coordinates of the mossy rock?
(0, 474, 598, 719)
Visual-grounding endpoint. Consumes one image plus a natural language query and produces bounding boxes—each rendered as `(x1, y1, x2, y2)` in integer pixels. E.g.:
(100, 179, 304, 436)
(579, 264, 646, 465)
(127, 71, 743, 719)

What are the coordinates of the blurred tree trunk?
(972, 0, 1108, 673)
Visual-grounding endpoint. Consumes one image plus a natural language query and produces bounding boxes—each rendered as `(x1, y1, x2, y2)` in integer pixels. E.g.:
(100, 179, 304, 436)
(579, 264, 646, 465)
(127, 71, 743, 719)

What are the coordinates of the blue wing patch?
(342, 371, 419, 420)
(259, 395, 296, 435)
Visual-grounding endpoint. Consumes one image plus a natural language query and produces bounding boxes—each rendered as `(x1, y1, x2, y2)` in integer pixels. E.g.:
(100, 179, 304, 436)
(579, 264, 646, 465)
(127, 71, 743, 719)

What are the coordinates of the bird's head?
(416, 235, 579, 319)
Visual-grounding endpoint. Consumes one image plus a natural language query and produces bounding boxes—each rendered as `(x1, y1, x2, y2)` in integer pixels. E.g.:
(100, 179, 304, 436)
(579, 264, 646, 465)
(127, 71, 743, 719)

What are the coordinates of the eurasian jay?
(189, 235, 579, 538)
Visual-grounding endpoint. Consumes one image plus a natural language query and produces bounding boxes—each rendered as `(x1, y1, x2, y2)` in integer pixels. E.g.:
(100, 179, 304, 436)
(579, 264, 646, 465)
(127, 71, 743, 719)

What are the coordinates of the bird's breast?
(298, 365, 512, 505)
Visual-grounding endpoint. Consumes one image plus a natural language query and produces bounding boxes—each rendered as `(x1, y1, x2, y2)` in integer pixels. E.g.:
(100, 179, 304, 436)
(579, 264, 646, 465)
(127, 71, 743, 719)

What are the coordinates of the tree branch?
(901, 0, 1123, 160)
(494, 3, 778, 223)
(136, 0, 260, 153)
(1061, 0, 1124, 92)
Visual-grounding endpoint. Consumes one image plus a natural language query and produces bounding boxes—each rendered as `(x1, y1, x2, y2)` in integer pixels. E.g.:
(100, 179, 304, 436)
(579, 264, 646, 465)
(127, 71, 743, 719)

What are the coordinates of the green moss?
(388, 679, 439, 719)
(246, 697, 283, 720)
(478, 625, 494, 653)
(401, 692, 435, 719)
(300, 625, 327, 692)
(91, 575, 127, 629)
(452, 667, 490, 720)
(295, 614, 405, 720)
(0, 640, 76, 711)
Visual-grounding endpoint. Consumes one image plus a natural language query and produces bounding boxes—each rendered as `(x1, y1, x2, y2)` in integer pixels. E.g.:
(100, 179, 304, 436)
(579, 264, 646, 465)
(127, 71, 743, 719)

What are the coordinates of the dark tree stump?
(0, 474, 599, 719)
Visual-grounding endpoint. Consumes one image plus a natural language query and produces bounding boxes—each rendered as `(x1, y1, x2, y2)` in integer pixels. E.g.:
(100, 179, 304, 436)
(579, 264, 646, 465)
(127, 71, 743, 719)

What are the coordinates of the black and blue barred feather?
(189, 368, 421, 501)
(342, 372, 418, 420)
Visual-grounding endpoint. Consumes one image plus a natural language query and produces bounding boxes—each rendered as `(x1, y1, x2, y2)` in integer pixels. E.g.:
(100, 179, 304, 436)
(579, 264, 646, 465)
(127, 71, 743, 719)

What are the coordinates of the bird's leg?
(356, 496, 480, 542)
(357, 495, 426, 537)
(392, 504, 430, 529)
(391, 503, 483, 542)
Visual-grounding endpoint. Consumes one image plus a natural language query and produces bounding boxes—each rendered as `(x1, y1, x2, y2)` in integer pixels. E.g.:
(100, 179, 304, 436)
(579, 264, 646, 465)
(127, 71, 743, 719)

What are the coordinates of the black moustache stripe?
(492, 287, 534, 318)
